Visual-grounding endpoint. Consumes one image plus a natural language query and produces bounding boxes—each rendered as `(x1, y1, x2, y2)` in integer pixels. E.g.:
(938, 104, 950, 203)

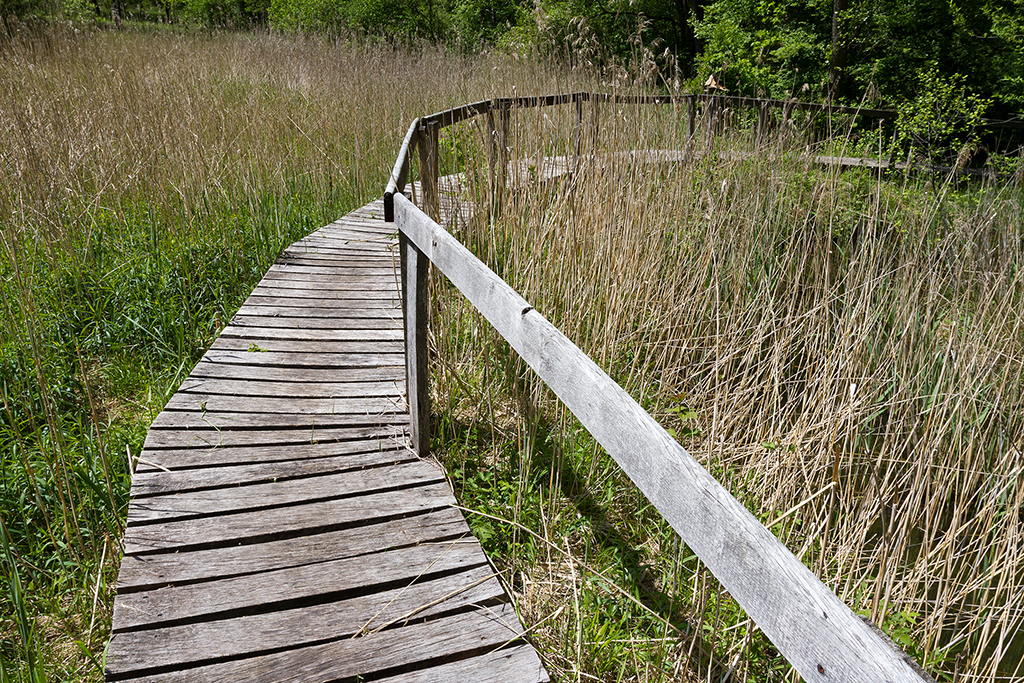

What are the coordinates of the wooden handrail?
(389, 190, 933, 683)
(378, 92, 958, 682)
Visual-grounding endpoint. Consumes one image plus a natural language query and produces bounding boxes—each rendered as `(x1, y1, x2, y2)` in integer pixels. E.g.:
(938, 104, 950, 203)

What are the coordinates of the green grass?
(0, 25, 592, 679)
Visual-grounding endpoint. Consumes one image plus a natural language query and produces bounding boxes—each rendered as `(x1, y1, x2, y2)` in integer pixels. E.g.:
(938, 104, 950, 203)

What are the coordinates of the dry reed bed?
(428, 102, 1024, 681)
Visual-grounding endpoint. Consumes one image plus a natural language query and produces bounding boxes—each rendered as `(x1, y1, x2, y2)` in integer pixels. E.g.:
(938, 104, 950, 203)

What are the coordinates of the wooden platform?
(106, 199, 548, 683)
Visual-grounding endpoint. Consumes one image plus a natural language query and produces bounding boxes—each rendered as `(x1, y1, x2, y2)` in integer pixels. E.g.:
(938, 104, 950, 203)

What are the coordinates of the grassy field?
(0, 26, 589, 680)
(1, 24, 1022, 683)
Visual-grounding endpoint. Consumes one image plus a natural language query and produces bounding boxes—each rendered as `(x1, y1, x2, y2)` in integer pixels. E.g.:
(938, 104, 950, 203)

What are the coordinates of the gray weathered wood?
(393, 192, 931, 683)
(186, 362, 404, 383)
(147, 412, 407, 433)
(228, 313, 402, 330)
(199, 349, 405, 367)
(377, 643, 548, 683)
(247, 286, 399, 300)
(118, 604, 528, 683)
(176, 376, 404, 398)
(112, 540, 486, 631)
(127, 460, 441, 524)
(163, 393, 405, 415)
(236, 296, 400, 311)
(209, 337, 404, 354)
(116, 508, 471, 589)
(108, 569, 504, 675)
(401, 233, 430, 457)
(131, 449, 418, 495)
(123, 481, 456, 554)
(233, 304, 401, 319)
(217, 325, 404, 341)
(135, 439, 409, 471)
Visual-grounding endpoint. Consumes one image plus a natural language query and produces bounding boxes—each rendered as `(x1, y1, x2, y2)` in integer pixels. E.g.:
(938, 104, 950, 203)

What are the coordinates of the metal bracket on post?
(399, 231, 430, 458)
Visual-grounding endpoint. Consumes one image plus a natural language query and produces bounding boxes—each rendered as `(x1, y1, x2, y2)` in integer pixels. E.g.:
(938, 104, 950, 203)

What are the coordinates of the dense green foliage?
(4, 0, 1022, 114)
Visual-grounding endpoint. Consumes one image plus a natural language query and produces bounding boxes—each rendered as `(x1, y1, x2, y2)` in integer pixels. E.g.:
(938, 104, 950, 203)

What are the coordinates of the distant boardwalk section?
(106, 199, 548, 683)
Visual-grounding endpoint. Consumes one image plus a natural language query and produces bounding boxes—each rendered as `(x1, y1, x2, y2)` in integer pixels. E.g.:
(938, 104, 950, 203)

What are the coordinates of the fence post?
(574, 93, 584, 162)
(756, 103, 768, 148)
(417, 120, 440, 221)
(399, 230, 430, 458)
(687, 95, 696, 140)
(590, 94, 601, 150)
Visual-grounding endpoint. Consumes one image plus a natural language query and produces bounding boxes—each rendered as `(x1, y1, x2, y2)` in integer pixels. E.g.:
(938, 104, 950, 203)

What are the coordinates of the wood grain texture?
(394, 192, 930, 683)
(209, 337, 404, 354)
(112, 540, 487, 631)
(127, 460, 442, 524)
(135, 438, 409, 471)
(227, 313, 403, 330)
(186, 362, 404, 383)
(116, 508, 471, 589)
(233, 305, 402, 320)
(109, 197, 544, 683)
(108, 568, 505, 676)
(163, 393, 405, 415)
(145, 416, 407, 439)
(217, 325, 404, 341)
(377, 644, 549, 683)
(131, 448, 419, 495)
(199, 349, 405, 367)
(118, 605, 527, 683)
(176, 376, 405, 398)
(122, 481, 457, 554)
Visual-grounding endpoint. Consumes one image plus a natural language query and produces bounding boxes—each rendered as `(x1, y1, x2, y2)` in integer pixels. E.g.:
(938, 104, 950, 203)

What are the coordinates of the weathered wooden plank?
(127, 460, 441, 524)
(107, 569, 504, 677)
(256, 271, 401, 287)
(217, 325, 404, 342)
(131, 448, 418, 495)
(209, 337, 405, 354)
(117, 605, 526, 683)
(187, 361, 404, 383)
(237, 296, 400, 310)
(163, 393, 405, 415)
(247, 286, 399, 300)
(112, 540, 487, 632)
(116, 508, 471, 589)
(376, 644, 549, 683)
(227, 314, 403, 330)
(394, 192, 930, 683)
(266, 263, 396, 276)
(257, 270, 397, 286)
(136, 438, 409, 471)
(123, 481, 456, 554)
(146, 413, 407, 435)
(233, 305, 402, 320)
(279, 249, 397, 262)
(177, 376, 404, 398)
(199, 349, 405, 367)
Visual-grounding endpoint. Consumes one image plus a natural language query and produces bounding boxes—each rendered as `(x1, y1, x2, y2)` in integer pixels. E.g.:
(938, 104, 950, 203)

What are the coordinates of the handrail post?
(399, 230, 430, 457)
(418, 120, 440, 221)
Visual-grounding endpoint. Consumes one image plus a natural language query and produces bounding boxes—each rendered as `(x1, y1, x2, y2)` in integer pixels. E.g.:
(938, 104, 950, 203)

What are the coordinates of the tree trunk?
(828, 0, 849, 101)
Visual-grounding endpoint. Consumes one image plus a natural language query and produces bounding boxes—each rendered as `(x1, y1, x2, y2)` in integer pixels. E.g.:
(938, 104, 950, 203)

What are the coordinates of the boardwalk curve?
(106, 199, 548, 682)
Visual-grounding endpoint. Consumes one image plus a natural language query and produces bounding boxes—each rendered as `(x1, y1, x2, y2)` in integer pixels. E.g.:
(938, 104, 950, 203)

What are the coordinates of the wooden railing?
(383, 92, 939, 683)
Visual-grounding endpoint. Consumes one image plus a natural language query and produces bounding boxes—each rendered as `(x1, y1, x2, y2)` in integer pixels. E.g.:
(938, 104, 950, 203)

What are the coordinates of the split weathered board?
(106, 199, 549, 683)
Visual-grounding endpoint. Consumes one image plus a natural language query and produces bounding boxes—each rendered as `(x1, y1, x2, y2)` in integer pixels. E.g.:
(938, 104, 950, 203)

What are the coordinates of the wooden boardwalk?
(106, 198, 548, 682)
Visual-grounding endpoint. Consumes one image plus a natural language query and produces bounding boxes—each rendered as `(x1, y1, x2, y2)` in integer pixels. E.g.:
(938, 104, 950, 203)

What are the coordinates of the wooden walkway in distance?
(106, 198, 548, 683)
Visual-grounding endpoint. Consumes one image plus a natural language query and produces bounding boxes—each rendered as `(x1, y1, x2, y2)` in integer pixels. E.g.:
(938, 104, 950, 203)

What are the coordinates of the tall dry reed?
(428, 94, 1024, 682)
